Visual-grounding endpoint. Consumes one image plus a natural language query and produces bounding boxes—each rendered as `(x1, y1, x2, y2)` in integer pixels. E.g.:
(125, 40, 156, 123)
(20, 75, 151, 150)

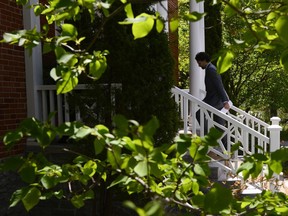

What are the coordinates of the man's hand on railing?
(221, 101, 233, 114)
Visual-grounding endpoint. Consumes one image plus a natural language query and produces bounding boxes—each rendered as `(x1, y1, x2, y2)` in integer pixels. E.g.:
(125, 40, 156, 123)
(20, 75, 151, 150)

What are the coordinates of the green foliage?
(2, 115, 288, 215)
(3, 0, 288, 215)
(67, 5, 179, 145)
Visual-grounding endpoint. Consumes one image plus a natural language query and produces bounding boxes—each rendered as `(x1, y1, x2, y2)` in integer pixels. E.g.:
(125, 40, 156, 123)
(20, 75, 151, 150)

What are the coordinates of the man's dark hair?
(195, 52, 211, 62)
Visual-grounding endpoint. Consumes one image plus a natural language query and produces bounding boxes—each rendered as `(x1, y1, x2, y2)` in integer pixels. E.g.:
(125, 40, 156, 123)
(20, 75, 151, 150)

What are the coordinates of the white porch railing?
(35, 84, 121, 126)
(35, 84, 282, 175)
(171, 86, 282, 174)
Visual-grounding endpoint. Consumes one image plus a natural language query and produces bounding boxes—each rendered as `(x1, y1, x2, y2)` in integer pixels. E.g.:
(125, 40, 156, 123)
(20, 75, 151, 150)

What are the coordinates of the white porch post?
(189, 0, 205, 99)
(268, 117, 282, 152)
(23, 1, 43, 119)
(155, 1, 169, 32)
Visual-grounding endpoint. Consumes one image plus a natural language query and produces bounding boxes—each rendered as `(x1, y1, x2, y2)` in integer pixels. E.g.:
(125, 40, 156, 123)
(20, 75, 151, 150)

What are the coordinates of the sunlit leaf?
(270, 160, 282, 174)
(275, 16, 288, 44)
(156, 18, 164, 33)
(61, 23, 78, 38)
(124, 3, 133, 18)
(82, 160, 97, 177)
(217, 50, 234, 73)
(56, 70, 78, 94)
(183, 11, 205, 22)
(108, 175, 129, 188)
(280, 49, 288, 72)
(169, 18, 179, 32)
(132, 13, 154, 39)
(41, 175, 58, 189)
(194, 163, 206, 176)
(134, 160, 148, 177)
(22, 187, 41, 211)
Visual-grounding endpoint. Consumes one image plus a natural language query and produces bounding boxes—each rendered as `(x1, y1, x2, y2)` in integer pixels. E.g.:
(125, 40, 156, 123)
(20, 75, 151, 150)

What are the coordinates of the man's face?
(196, 60, 207, 69)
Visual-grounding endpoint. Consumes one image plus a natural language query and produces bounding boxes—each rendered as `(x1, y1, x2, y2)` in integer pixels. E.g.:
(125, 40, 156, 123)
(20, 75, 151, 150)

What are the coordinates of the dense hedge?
(69, 5, 180, 146)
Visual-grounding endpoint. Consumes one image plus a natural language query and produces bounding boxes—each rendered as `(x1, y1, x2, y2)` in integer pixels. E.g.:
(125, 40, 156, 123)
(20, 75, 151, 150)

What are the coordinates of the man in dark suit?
(195, 52, 230, 110)
(195, 52, 230, 139)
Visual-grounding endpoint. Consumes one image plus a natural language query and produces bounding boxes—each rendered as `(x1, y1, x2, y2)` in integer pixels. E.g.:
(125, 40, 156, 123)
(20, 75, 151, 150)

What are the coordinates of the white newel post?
(268, 117, 282, 152)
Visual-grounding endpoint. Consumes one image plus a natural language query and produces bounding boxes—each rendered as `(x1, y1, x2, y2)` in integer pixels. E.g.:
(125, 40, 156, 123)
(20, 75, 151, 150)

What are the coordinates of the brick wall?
(0, 1, 27, 157)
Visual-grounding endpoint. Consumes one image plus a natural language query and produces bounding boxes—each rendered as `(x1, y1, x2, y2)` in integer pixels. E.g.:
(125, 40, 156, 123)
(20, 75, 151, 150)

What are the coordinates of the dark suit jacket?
(203, 62, 229, 110)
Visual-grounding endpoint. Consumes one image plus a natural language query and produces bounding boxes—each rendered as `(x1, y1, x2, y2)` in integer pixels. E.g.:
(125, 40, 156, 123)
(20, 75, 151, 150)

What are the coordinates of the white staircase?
(172, 86, 282, 188)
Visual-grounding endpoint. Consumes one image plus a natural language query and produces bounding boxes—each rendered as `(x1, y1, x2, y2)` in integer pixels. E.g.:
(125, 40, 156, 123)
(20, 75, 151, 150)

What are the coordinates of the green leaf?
(22, 187, 41, 211)
(57, 53, 74, 64)
(3, 130, 23, 146)
(108, 175, 129, 189)
(271, 148, 288, 161)
(10, 188, 27, 208)
(134, 160, 148, 177)
(107, 145, 122, 169)
(156, 18, 164, 33)
(275, 16, 288, 45)
(183, 11, 205, 22)
(73, 155, 89, 163)
(82, 160, 97, 177)
(270, 160, 282, 174)
(194, 164, 206, 176)
(143, 116, 159, 137)
(217, 50, 234, 74)
(144, 200, 163, 216)
(74, 126, 92, 139)
(56, 70, 78, 94)
(71, 195, 85, 208)
(169, 18, 179, 33)
(132, 13, 154, 39)
(124, 3, 133, 18)
(61, 23, 78, 38)
(203, 127, 223, 146)
(231, 142, 241, 152)
(41, 175, 58, 189)
(204, 183, 232, 214)
(94, 137, 106, 155)
(253, 153, 268, 161)
(176, 134, 192, 154)
(223, 0, 240, 17)
(192, 181, 200, 195)
(55, 46, 66, 59)
(89, 52, 107, 79)
(280, 49, 288, 72)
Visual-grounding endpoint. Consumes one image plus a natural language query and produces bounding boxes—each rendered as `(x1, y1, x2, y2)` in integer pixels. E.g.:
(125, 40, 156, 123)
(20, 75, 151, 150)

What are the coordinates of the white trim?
(23, 1, 43, 119)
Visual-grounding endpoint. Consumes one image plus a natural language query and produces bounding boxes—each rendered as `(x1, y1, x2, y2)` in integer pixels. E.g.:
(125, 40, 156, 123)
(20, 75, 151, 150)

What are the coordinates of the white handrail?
(171, 86, 280, 173)
(36, 84, 122, 126)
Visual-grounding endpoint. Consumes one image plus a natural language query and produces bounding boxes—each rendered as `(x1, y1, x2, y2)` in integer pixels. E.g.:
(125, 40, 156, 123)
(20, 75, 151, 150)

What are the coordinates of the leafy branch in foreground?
(2, 115, 288, 215)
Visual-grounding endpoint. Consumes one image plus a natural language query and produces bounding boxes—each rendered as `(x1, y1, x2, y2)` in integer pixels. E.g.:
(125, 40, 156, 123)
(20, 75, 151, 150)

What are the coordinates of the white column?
(189, 0, 205, 99)
(155, 0, 169, 32)
(268, 117, 282, 152)
(23, 1, 43, 119)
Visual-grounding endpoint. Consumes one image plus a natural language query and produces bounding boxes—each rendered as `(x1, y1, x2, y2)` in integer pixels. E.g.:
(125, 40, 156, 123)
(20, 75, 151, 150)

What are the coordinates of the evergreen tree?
(69, 5, 180, 145)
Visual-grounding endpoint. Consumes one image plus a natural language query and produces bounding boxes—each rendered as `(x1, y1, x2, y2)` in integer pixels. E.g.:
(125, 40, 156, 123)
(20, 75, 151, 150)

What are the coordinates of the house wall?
(0, 1, 27, 157)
